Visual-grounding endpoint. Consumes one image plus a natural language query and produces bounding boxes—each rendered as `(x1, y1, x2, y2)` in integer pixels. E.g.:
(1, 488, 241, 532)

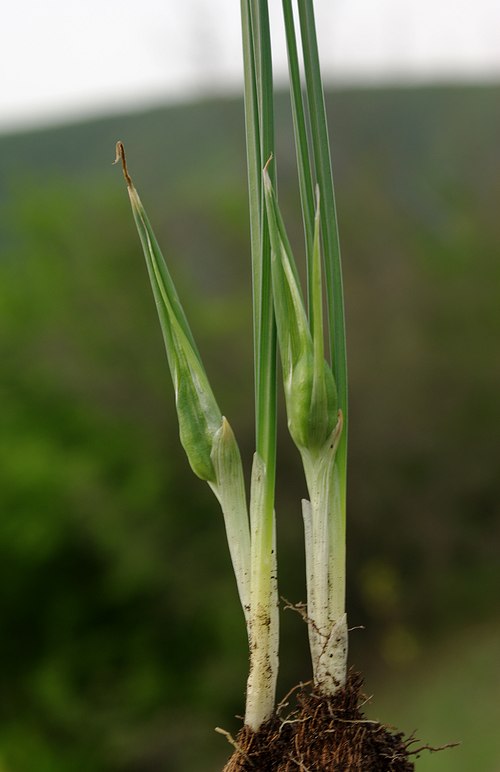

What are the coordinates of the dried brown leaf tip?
(114, 140, 132, 187)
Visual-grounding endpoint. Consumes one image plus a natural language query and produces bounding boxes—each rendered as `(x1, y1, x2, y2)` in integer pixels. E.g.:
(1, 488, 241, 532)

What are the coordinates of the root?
(220, 671, 454, 771)
(216, 727, 255, 767)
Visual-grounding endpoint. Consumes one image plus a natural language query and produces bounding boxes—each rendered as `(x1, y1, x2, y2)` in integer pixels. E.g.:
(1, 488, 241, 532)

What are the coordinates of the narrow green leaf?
(241, 0, 279, 729)
(281, 0, 316, 318)
(241, 0, 262, 370)
(298, 0, 348, 513)
(241, 1, 277, 491)
(248, 0, 277, 486)
(309, 187, 337, 447)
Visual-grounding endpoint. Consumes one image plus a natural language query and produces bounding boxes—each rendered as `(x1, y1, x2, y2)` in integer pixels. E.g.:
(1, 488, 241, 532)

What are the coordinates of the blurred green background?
(0, 86, 499, 771)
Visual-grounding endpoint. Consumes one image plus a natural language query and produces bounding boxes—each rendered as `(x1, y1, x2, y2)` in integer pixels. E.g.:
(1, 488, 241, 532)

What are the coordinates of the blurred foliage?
(0, 87, 499, 770)
(366, 620, 500, 772)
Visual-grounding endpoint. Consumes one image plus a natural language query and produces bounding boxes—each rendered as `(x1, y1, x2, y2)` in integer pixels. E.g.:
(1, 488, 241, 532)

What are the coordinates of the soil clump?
(222, 672, 416, 771)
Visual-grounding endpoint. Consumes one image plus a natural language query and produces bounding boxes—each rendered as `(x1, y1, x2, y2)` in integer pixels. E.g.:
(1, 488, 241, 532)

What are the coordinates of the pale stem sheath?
(301, 413, 347, 693)
(245, 453, 279, 730)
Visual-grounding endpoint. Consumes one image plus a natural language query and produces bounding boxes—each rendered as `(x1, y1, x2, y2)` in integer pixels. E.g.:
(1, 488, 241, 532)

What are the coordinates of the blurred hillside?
(0, 86, 499, 771)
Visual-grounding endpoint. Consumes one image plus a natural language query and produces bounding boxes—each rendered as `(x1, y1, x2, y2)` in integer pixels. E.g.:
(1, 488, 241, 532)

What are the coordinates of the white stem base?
(244, 595, 279, 730)
(301, 414, 347, 694)
(244, 454, 279, 731)
(314, 613, 348, 693)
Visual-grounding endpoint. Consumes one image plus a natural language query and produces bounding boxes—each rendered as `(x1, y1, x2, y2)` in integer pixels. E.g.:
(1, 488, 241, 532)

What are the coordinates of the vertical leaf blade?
(298, 0, 348, 513)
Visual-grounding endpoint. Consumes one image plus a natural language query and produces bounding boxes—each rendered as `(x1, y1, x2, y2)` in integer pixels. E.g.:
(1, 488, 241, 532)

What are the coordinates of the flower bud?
(263, 163, 338, 454)
(116, 142, 223, 482)
(286, 350, 337, 451)
(174, 344, 221, 483)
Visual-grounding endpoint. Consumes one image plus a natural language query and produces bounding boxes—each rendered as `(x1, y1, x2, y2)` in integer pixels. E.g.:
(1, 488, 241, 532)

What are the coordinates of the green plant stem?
(241, 0, 279, 731)
(297, 0, 348, 691)
(281, 0, 316, 320)
(301, 420, 346, 693)
(263, 147, 347, 691)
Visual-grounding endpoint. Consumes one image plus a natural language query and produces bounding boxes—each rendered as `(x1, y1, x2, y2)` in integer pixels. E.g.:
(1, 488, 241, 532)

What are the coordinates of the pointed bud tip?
(219, 416, 239, 450)
(263, 153, 274, 172)
(262, 154, 274, 189)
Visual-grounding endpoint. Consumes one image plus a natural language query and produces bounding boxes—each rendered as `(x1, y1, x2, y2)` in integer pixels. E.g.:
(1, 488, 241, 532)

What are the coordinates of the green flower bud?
(116, 142, 222, 482)
(117, 143, 250, 633)
(287, 350, 337, 451)
(174, 346, 221, 482)
(263, 162, 338, 454)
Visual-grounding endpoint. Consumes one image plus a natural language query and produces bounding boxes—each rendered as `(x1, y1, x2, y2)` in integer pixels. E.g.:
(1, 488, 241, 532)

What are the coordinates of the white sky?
(2, 0, 500, 133)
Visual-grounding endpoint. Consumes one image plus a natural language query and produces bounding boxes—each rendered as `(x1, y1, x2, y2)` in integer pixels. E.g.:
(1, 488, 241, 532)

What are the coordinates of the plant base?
(222, 672, 415, 771)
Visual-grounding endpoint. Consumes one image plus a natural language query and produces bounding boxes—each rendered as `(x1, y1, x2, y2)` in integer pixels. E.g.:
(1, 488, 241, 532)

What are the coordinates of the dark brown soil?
(222, 672, 416, 771)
